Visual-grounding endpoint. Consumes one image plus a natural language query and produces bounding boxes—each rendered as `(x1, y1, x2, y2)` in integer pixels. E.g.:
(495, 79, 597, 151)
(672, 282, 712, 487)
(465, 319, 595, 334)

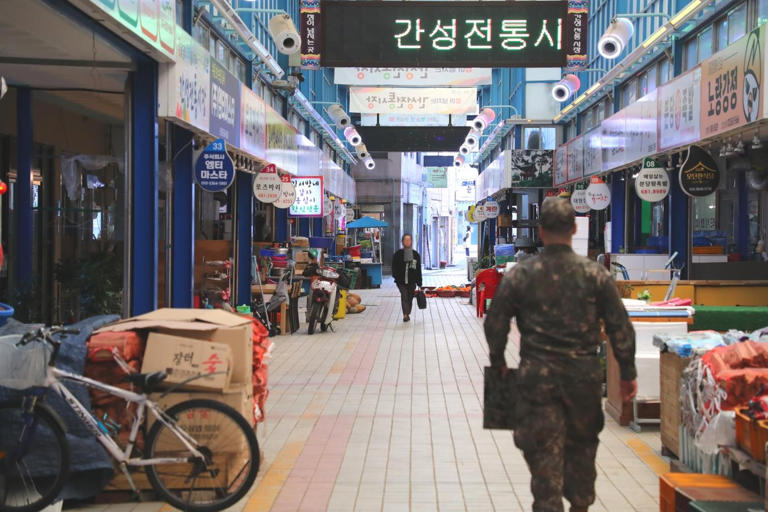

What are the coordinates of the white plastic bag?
(0, 335, 50, 390)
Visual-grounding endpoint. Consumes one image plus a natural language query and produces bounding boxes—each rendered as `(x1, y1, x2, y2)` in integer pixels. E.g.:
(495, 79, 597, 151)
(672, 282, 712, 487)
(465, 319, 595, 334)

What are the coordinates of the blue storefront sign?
(210, 60, 241, 146)
(195, 139, 235, 191)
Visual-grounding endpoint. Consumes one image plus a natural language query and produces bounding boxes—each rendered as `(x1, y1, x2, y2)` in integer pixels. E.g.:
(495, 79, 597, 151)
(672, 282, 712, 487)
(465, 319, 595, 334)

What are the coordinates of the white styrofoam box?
(573, 240, 589, 257)
(692, 255, 728, 263)
(605, 221, 612, 252)
(574, 216, 590, 240)
(636, 354, 660, 400)
(632, 321, 688, 356)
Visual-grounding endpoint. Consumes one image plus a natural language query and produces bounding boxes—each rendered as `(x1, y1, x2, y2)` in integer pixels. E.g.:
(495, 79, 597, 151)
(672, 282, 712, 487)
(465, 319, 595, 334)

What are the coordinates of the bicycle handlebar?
(17, 327, 81, 367)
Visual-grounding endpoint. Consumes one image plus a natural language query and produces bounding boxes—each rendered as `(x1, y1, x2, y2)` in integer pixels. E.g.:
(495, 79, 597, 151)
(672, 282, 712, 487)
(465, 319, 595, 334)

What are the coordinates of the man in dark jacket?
(484, 198, 637, 512)
(392, 234, 423, 322)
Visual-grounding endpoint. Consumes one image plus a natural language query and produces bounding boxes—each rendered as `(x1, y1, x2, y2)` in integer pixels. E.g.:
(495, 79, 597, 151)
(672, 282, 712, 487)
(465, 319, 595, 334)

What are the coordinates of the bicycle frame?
(44, 367, 206, 467)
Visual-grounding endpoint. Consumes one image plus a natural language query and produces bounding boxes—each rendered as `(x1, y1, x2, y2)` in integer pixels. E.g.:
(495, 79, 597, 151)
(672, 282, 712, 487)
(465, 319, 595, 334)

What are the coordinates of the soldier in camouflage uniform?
(484, 198, 637, 512)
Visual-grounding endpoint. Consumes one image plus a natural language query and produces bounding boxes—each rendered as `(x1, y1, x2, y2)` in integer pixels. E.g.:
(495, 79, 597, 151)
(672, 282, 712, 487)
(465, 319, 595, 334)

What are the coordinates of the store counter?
(617, 280, 768, 307)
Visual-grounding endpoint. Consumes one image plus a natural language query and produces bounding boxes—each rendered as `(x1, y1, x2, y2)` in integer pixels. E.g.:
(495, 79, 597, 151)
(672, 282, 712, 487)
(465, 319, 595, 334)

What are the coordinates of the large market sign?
(320, 1, 584, 68)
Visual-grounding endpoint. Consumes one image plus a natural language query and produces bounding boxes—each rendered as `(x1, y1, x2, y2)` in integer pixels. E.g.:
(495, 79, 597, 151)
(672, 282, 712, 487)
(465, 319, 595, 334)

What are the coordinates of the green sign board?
(320, 1, 580, 68)
(426, 167, 448, 188)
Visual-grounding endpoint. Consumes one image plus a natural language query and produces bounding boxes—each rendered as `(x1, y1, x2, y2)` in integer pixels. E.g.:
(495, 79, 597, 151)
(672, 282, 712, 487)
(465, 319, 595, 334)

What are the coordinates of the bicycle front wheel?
(145, 399, 259, 512)
(0, 401, 70, 512)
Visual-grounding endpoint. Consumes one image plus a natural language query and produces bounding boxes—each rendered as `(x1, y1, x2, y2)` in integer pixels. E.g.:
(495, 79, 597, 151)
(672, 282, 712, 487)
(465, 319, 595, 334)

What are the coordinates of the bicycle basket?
(0, 335, 51, 390)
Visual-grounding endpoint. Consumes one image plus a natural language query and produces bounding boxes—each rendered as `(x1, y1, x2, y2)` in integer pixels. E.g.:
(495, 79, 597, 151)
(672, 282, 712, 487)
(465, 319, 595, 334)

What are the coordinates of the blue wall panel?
(171, 124, 195, 308)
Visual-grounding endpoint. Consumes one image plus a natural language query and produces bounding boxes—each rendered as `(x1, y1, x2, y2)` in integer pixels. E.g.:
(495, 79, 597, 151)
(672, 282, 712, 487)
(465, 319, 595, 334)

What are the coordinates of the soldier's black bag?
(415, 290, 427, 310)
(483, 366, 518, 430)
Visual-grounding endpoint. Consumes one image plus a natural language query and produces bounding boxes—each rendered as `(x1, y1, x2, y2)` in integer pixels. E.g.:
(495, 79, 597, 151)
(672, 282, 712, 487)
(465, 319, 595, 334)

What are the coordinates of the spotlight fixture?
(459, 144, 472, 156)
(725, 141, 736, 157)
(598, 18, 635, 59)
(454, 154, 466, 167)
(552, 74, 581, 102)
(719, 145, 727, 158)
(752, 131, 763, 150)
(665, 158, 675, 172)
(734, 139, 745, 155)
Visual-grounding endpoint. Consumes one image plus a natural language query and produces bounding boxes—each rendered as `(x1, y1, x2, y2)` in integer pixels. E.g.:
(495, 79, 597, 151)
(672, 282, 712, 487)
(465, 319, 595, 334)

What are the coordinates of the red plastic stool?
(476, 268, 502, 318)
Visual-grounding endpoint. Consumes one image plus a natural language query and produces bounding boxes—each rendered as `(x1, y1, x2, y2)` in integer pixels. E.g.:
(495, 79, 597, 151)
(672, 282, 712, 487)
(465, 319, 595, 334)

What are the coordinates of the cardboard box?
(294, 251, 310, 263)
(96, 309, 253, 390)
(148, 386, 254, 455)
(141, 333, 232, 391)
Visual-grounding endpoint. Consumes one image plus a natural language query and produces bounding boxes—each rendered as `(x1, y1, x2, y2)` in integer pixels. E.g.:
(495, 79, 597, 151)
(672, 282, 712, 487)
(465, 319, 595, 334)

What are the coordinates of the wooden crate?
(660, 352, 691, 458)
(660, 473, 758, 512)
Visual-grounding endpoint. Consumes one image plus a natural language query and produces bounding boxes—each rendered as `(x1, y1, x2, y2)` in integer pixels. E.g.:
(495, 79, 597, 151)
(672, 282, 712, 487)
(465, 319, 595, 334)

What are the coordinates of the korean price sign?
(195, 139, 235, 192)
(701, 26, 763, 138)
(290, 176, 325, 217)
(274, 174, 297, 209)
(484, 198, 499, 219)
(553, 144, 568, 186)
(679, 145, 720, 197)
(320, 1, 572, 68)
(585, 176, 610, 210)
(253, 164, 282, 203)
(571, 187, 590, 213)
(635, 158, 670, 203)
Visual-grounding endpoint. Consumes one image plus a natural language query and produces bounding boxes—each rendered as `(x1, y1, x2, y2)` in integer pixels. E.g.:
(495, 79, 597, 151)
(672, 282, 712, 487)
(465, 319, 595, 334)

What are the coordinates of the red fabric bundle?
(701, 341, 768, 410)
(241, 314, 271, 423)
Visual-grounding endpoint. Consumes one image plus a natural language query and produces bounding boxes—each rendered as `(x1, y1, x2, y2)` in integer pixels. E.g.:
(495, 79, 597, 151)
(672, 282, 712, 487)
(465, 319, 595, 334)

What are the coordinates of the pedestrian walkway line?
(244, 441, 305, 512)
(626, 437, 669, 476)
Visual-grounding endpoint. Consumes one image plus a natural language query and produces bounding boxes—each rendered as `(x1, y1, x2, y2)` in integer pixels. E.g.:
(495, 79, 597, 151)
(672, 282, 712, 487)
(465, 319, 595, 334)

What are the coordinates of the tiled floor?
(78, 276, 666, 512)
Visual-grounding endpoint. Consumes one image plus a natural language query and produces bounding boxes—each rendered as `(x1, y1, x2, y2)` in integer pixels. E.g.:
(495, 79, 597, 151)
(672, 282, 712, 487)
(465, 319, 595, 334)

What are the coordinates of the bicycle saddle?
(124, 371, 167, 391)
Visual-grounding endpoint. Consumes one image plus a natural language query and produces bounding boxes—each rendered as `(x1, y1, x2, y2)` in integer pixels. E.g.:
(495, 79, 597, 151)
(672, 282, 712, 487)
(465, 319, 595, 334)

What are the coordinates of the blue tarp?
(347, 216, 388, 229)
(0, 315, 119, 501)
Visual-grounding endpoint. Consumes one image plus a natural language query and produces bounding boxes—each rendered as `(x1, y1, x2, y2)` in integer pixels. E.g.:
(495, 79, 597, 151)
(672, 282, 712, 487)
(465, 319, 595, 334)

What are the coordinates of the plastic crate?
(734, 407, 768, 462)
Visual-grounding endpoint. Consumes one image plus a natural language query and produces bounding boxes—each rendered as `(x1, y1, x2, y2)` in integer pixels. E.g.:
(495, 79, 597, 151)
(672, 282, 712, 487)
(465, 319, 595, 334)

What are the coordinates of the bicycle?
(0, 327, 260, 512)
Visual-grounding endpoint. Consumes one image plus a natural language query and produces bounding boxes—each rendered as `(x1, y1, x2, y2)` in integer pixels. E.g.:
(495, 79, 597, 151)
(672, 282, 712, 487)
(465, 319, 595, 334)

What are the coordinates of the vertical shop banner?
(566, 0, 589, 71)
(349, 87, 479, 115)
(640, 89, 659, 155)
(158, 28, 209, 131)
(300, 0, 321, 70)
(240, 85, 267, 160)
(571, 184, 590, 213)
(195, 139, 235, 192)
(81, 0, 175, 60)
(266, 105, 299, 174)
(701, 26, 763, 138)
(601, 110, 627, 171)
(554, 144, 568, 186)
(566, 136, 584, 183)
(426, 167, 448, 188)
(334, 68, 492, 87)
(659, 67, 701, 151)
(209, 60, 241, 147)
(508, 150, 554, 188)
(583, 126, 602, 176)
(290, 176, 324, 217)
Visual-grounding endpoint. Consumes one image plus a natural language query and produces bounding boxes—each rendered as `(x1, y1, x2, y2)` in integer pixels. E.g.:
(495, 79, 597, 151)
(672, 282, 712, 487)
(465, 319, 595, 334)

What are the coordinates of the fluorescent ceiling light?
(642, 26, 668, 48)
(670, 0, 702, 26)
(573, 94, 587, 105)
(585, 83, 601, 95)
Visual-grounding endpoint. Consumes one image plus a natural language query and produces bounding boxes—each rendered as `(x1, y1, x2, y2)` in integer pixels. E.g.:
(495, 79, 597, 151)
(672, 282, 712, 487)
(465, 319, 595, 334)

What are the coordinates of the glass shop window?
(698, 26, 713, 61)
(728, 4, 747, 44)
(684, 38, 698, 71)
(523, 128, 556, 150)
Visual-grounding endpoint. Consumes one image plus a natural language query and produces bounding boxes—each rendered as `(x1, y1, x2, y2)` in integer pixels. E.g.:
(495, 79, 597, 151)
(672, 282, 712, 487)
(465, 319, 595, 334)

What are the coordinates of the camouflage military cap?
(540, 197, 576, 234)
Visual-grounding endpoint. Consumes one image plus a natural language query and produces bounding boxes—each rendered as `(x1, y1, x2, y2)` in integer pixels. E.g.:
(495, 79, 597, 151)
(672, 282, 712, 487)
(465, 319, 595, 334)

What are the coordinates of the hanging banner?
(679, 145, 720, 197)
(601, 109, 627, 171)
(566, 136, 584, 183)
(346, 208, 355, 222)
(349, 87, 479, 115)
(508, 150, 554, 188)
(194, 139, 235, 192)
(571, 187, 590, 213)
(426, 167, 448, 188)
(240, 85, 267, 160)
(565, 0, 589, 71)
(701, 26, 763, 138)
(266, 105, 299, 174)
(585, 176, 610, 210)
(290, 176, 325, 217)
(484, 198, 500, 219)
(158, 28, 209, 132)
(253, 164, 282, 203)
(474, 204, 487, 222)
(300, 0, 321, 69)
(274, 174, 297, 209)
(209, 60, 241, 147)
(334, 68, 492, 87)
(622, 89, 658, 163)
(635, 158, 670, 203)
(583, 126, 603, 176)
(554, 144, 568, 187)
(360, 113, 464, 127)
(659, 67, 701, 151)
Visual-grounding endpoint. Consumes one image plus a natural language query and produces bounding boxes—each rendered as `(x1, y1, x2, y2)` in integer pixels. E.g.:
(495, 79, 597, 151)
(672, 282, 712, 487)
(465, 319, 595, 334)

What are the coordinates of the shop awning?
(347, 216, 388, 229)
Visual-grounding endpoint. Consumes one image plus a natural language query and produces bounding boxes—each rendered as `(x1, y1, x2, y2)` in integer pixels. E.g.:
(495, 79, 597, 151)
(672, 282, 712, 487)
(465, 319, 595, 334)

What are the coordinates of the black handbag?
(415, 290, 427, 310)
(483, 366, 518, 430)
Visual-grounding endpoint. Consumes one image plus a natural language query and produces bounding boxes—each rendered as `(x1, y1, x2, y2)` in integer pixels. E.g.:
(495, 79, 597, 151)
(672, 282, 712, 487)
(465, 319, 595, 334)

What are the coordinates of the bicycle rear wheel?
(0, 401, 70, 512)
(145, 399, 259, 512)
